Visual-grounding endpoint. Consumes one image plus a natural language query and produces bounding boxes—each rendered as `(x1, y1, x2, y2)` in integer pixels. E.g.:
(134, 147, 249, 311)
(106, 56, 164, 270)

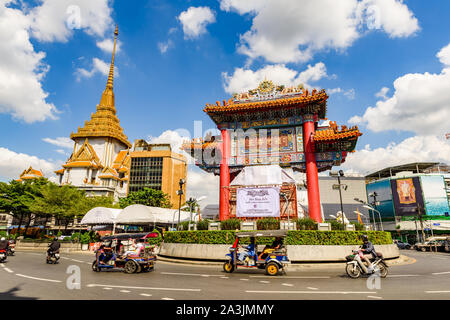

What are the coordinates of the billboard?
(366, 179, 395, 218)
(420, 175, 450, 216)
(236, 187, 280, 218)
(390, 177, 424, 216)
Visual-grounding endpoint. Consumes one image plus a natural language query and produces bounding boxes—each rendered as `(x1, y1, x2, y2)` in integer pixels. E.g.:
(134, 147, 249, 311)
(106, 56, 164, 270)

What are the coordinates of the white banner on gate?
(236, 187, 280, 218)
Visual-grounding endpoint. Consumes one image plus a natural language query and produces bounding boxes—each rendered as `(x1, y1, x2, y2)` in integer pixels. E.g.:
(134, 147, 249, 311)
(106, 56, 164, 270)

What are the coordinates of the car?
(414, 238, 446, 252)
(444, 237, 450, 253)
(394, 240, 411, 250)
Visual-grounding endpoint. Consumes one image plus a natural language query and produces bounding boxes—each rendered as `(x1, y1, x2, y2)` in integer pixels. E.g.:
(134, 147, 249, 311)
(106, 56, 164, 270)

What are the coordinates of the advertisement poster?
(366, 180, 395, 218)
(236, 187, 280, 218)
(420, 176, 450, 216)
(390, 177, 424, 216)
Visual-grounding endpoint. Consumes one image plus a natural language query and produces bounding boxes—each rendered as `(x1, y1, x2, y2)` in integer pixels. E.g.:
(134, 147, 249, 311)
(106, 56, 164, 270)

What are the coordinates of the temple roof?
(203, 80, 328, 124)
(62, 139, 103, 169)
(17, 166, 44, 181)
(70, 25, 131, 148)
(313, 121, 362, 142)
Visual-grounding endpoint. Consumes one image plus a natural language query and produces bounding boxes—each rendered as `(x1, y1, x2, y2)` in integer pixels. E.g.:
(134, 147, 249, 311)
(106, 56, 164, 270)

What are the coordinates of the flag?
(356, 208, 363, 224)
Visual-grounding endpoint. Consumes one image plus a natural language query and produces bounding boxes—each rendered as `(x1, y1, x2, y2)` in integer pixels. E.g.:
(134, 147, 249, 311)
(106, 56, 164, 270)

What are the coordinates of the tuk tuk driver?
(258, 237, 283, 260)
(238, 237, 256, 265)
(122, 238, 145, 258)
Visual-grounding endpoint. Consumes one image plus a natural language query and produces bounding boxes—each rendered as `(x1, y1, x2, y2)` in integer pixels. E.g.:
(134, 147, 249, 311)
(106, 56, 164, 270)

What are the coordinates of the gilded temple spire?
(106, 24, 118, 90)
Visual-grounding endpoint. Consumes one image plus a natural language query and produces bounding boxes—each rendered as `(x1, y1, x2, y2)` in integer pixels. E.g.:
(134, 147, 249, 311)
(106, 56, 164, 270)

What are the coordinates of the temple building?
(182, 80, 362, 223)
(16, 166, 44, 182)
(55, 26, 131, 201)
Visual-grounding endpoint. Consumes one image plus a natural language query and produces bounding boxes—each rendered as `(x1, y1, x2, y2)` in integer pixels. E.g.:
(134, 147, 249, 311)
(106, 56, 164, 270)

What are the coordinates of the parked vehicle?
(444, 237, 450, 253)
(394, 240, 411, 250)
(46, 250, 60, 264)
(91, 232, 158, 274)
(414, 237, 447, 252)
(223, 230, 290, 276)
(0, 249, 6, 262)
(345, 249, 388, 278)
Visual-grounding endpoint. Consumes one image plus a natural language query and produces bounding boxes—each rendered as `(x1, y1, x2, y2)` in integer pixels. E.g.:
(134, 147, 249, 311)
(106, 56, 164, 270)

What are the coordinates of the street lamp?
(330, 170, 346, 230)
(177, 178, 185, 230)
(188, 196, 206, 230)
(363, 205, 383, 231)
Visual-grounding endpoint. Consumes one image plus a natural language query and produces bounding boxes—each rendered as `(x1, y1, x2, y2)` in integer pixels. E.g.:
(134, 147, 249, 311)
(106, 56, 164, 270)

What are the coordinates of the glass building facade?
(128, 157, 163, 193)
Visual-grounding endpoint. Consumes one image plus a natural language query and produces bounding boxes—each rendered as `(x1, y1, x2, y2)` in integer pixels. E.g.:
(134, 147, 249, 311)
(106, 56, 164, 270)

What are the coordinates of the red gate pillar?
(219, 129, 231, 221)
(303, 115, 322, 223)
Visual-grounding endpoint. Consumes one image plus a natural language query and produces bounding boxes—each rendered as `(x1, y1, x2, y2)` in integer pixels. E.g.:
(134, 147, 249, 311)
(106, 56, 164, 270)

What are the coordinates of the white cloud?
(0, 146, 59, 181)
(222, 63, 329, 94)
(28, 0, 113, 42)
(96, 38, 121, 53)
(75, 57, 118, 81)
(341, 135, 450, 175)
(375, 86, 389, 100)
(327, 87, 356, 100)
(349, 43, 450, 136)
(186, 169, 219, 207)
(147, 129, 192, 157)
(178, 6, 216, 39)
(220, 0, 419, 63)
(157, 40, 174, 54)
(42, 137, 73, 149)
(0, 2, 58, 123)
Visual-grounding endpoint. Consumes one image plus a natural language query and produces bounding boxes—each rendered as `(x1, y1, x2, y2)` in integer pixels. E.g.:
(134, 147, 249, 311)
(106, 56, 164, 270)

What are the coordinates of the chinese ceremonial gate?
(183, 80, 362, 223)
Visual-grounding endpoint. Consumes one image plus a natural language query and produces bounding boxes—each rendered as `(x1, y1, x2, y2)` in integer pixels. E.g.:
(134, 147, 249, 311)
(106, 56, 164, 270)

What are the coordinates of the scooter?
(46, 250, 60, 264)
(345, 249, 388, 278)
(0, 249, 7, 262)
(7, 240, 15, 256)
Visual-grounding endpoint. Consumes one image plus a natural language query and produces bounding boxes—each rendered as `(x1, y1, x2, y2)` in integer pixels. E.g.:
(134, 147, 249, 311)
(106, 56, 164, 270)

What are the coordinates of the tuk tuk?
(223, 230, 290, 276)
(92, 232, 158, 274)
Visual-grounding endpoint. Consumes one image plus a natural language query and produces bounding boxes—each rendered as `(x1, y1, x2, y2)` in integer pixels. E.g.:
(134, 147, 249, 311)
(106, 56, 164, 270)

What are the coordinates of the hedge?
(163, 230, 392, 246)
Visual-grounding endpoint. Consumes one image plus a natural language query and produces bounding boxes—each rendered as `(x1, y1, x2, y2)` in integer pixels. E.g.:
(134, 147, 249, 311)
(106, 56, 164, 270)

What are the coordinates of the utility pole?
(417, 203, 425, 243)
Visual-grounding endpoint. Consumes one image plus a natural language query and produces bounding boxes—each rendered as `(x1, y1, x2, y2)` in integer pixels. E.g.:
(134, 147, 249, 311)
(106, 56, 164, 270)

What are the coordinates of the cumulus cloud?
(147, 129, 192, 156)
(42, 137, 73, 149)
(222, 62, 329, 94)
(341, 135, 450, 175)
(75, 57, 118, 81)
(0, 146, 59, 182)
(96, 38, 121, 53)
(220, 0, 419, 63)
(178, 6, 216, 39)
(157, 39, 174, 54)
(186, 169, 219, 207)
(349, 43, 450, 136)
(28, 0, 113, 42)
(375, 87, 389, 100)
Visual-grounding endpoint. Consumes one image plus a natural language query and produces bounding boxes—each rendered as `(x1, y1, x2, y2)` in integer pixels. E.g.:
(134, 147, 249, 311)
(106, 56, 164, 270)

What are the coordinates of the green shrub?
(196, 219, 210, 231)
(163, 230, 392, 245)
(179, 221, 190, 230)
(327, 220, 344, 230)
(296, 218, 318, 230)
(220, 219, 241, 230)
(354, 223, 364, 231)
(256, 218, 280, 230)
(147, 229, 162, 246)
(80, 233, 90, 244)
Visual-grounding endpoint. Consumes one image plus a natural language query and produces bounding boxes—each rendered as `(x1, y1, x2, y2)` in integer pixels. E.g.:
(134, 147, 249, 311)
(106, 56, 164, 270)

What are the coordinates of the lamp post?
(188, 196, 206, 231)
(330, 170, 346, 230)
(177, 179, 185, 230)
(354, 198, 376, 230)
(363, 205, 383, 231)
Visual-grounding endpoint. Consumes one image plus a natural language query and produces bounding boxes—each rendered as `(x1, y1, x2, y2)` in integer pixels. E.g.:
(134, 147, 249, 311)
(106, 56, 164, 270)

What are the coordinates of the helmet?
(0, 237, 5, 241)
(362, 235, 368, 242)
(53, 237, 58, 241)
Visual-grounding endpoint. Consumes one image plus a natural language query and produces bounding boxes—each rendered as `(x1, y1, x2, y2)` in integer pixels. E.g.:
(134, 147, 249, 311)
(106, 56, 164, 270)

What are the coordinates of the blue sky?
(1, 0, 450, 197)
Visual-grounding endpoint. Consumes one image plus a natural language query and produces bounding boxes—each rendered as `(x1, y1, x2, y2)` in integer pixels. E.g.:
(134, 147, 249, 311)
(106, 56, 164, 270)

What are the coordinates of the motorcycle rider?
(360, 235, 376, 273)
(0, 237, 9, 251)
(47, 237, 61, 258)
(238, 237, 256, 266)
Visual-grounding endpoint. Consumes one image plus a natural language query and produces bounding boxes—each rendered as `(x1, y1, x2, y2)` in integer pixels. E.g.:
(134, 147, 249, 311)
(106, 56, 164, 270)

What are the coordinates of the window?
(129, 157, 163, 193)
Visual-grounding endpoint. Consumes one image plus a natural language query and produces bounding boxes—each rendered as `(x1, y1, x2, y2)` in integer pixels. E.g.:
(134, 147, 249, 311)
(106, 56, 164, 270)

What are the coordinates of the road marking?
(140, 293, 152, 297)
(220, 276, 229, 279)
(62, 257, 70, 260)
(160, 272, 223, 278)
(367, 296, 383, 299)
(71, 259, 85, 263)
(162, 297, 174, 300)
(87, 284, 201, 292)
(250, 275, 331, 279)
(282, 283, 293, 287)
(432, 271, 450, 275)
(387, 274, 419, 278)
(15, 274, 61, 283)
(259, 280, 270, 284)
(240, 279, 249, 281)
(425, 291, 450, 294)
(103, 288, 113, 290)
(4, 268, 13, 273)
(0, 263, 4, 267)
(120, 290, 131, 293)
(246, 290, 377, 294)
(307, 287, 318, 290)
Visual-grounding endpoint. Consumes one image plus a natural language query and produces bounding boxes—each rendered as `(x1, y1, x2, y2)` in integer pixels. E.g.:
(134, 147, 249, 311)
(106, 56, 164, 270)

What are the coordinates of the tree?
(119, 188, 171, 209)
(0, 178, 48, 236)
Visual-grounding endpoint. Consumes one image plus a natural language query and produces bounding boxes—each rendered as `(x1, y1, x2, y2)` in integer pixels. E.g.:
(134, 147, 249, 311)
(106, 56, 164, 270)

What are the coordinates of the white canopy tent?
(80, 207, 122, 225)
(115, 204, 193, 226)
(230, 165, 296, 186)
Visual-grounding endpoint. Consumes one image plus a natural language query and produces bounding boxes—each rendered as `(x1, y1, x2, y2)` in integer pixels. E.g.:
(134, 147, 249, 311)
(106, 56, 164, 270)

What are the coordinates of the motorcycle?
(0, 249, 7, 262)
(46, 250, 60, 264)
(345, 249, 388, 278)
(7, 240, 15, 256)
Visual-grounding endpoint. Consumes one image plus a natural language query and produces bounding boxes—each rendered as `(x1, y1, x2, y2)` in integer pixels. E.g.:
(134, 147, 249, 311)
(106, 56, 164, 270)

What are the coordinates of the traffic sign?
(433, 223, 440, 226)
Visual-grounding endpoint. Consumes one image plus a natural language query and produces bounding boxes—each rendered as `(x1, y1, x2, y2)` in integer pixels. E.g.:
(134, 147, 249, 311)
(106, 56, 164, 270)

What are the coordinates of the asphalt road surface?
(1, 250, 450, 300)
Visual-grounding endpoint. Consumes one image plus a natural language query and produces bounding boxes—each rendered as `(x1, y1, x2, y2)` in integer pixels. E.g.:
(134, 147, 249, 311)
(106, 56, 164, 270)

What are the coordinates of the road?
(1, 250, 450, 300)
